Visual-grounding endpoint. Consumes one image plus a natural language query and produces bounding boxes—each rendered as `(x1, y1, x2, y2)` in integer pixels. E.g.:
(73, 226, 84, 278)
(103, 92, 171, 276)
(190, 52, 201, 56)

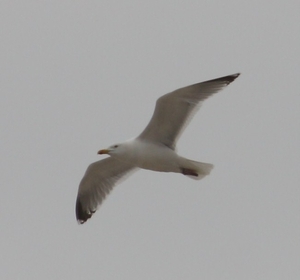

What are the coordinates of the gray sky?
(1, 1, 299, 279)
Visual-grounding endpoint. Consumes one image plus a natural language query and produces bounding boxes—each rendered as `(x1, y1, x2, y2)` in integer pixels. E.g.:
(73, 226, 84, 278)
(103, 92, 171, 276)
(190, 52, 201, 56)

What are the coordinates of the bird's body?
(110, 139, 180, 172)
(135, 142, 179, 172)
(107, 138, 213, 176)
(76, 73, 240, 223)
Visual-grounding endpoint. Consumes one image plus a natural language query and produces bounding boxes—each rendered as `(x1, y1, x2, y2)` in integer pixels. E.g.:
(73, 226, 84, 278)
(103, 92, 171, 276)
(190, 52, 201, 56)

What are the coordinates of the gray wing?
(138, 73, 240, 149)
(76, 157, 137, 224)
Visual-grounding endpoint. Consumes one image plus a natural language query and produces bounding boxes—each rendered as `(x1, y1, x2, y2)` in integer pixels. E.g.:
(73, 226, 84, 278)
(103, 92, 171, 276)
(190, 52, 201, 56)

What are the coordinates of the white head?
(98, 142, 127, 157)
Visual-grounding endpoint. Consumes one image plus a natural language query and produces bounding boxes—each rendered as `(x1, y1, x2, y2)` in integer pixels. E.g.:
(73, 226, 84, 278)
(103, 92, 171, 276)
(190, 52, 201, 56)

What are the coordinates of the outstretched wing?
(138, 73, 240, 149)
(76, 157, 137, 224)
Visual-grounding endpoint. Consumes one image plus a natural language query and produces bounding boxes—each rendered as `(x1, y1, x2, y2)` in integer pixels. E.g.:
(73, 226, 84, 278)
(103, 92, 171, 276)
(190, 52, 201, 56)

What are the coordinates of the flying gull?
(75, 73, 240, 223)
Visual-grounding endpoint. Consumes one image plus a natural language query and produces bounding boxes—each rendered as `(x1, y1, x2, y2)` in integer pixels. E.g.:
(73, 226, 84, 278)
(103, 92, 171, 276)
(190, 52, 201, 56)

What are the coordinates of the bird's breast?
(127, 141, 180, 172)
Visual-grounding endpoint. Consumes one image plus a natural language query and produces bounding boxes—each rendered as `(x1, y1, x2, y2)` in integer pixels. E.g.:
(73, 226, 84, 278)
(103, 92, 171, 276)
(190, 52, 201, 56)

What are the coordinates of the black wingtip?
(76, 198, 92, 224)
(204, 73, 241, 85)
(228, 73, 240, 83)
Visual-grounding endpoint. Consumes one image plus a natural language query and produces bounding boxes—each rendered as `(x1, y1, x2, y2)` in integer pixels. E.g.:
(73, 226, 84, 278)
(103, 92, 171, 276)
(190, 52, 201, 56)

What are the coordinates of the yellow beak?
(98, 149, 109, 155)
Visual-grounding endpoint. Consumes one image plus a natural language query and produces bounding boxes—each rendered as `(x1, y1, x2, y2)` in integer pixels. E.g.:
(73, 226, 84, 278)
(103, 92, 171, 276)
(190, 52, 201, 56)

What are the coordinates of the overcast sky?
(1, 1, 299, 279)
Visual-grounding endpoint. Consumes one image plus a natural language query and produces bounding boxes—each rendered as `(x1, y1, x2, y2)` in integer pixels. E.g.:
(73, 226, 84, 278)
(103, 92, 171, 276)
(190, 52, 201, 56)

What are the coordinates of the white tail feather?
(180, 158, 214, 180)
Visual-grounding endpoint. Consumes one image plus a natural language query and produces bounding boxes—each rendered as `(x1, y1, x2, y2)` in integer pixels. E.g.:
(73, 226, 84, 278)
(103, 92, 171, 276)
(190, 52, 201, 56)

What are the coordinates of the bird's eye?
(114, 145, 118, 148)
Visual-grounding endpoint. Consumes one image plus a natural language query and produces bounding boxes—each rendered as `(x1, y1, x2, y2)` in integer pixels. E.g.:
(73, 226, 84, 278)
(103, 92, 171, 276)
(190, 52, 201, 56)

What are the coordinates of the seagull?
(75, 73, 240, 223)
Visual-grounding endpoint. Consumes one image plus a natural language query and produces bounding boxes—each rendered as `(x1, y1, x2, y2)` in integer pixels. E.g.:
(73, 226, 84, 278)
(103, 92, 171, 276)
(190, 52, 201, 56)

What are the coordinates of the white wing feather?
(76, 157, 137, 223)
(138, 73, 240, 149)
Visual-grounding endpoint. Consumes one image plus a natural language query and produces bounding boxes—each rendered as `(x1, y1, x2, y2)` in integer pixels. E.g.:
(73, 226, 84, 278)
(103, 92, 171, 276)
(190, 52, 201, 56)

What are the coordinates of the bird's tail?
(180, 158, 214, 180)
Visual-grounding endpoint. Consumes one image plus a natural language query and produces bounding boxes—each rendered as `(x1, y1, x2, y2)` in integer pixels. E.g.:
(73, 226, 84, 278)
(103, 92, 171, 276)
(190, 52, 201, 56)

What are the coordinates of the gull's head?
(98, 143, 123, 156)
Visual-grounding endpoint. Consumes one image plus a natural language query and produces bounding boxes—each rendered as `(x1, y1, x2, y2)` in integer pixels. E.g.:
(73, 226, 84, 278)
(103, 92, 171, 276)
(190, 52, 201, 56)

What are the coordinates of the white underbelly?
(133, 144, 180, 172)
(111, 139, 182, 173)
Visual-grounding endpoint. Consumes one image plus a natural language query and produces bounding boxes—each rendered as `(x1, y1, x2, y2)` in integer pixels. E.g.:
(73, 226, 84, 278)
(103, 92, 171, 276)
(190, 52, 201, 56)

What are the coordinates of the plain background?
(1, 1, 299, 279)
